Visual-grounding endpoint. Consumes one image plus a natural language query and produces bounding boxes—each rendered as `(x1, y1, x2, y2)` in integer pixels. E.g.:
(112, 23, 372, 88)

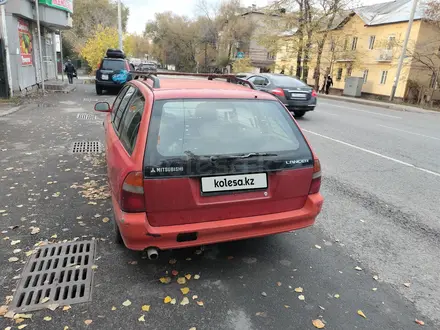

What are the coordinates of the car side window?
(249, 76, 268, 86)
(113, 86, 136, 134)
(111, 86, 129, 122)
(119, 90, 146, 154)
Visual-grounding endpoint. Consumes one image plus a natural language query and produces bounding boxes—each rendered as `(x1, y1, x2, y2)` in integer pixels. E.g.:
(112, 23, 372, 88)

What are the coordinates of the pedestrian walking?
(325, 75, 333, 94)
(64, 60, 77, 84)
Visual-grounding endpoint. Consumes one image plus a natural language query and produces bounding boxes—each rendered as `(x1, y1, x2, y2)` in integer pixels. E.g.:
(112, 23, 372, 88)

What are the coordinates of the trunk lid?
(143, 99, 314, 227)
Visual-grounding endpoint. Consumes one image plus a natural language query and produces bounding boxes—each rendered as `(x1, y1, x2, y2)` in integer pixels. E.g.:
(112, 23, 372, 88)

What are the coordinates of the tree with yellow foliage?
(232, 58, 253, 73)
(80, 25, 134, 72)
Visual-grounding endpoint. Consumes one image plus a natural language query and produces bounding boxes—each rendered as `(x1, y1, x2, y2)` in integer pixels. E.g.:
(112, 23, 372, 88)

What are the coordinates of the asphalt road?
(0, 83, 438, 329)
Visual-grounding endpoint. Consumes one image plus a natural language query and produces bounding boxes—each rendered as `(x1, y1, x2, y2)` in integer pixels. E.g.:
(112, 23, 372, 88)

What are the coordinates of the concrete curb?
(317, 94, 440, 115)
(0, 105, 24, 117)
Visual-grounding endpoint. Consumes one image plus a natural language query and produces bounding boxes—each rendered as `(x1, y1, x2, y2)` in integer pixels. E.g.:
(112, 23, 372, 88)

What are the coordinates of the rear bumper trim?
(113, 194, 324, 251)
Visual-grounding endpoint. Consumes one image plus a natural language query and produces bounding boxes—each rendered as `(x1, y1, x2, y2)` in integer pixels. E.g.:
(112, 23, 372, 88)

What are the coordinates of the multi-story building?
(221, 5, 281, 74)
(0, 0, 72, 97)
(275, 0, 440, 101)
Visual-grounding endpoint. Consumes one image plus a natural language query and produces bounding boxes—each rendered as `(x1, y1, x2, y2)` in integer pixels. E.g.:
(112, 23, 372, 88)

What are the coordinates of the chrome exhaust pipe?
(146, 247, 159, 260)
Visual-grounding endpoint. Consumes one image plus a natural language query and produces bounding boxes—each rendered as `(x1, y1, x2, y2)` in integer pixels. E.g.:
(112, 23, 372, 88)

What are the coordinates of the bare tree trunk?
(302, 0, 312, 83)
(296, 0, 304, 79)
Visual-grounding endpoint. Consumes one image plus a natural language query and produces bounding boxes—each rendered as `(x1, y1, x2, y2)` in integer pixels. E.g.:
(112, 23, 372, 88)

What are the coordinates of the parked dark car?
(95, 49, 134, 95)
(137, 62, 157, 73)
(245, 74, 317, 118)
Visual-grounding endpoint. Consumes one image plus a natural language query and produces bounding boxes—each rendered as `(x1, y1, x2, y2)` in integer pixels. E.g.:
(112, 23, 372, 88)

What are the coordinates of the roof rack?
(129, 71, 255, 90)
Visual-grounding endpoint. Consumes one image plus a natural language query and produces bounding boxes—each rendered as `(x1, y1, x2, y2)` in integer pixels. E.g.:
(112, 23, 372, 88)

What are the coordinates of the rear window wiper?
(209, 152, 278, 162)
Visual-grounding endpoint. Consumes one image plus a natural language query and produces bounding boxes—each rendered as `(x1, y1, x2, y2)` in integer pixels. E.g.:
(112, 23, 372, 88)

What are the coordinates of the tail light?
(120, 171, 145, 212)
(309, 158, 321, 194)
(271, 88, 285, 97)
(311, 90, 317, 97)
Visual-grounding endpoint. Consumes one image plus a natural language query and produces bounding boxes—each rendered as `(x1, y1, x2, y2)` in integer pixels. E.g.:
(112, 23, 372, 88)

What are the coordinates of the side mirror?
(95, 102, 111, 112)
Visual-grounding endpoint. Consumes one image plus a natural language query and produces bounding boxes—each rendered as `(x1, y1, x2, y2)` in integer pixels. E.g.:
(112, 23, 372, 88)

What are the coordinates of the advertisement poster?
(39, 0, 73, 13)
(18, 19, 33, 66)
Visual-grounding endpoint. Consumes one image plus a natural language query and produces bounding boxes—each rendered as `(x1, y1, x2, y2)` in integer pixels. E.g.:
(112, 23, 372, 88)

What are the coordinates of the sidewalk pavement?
(0, 102, 22, 117)
(318, 93, 440, 115)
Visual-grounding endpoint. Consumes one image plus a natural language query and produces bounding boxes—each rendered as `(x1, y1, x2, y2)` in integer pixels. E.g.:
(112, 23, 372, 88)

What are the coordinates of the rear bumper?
(95, 80, 123, 88)
(113, 194, 324, 251)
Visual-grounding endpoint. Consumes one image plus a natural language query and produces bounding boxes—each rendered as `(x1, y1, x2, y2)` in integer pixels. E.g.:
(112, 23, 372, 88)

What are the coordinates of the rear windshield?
(140, 64, 156, 70)
(101, 59, 126, 71)
(144, 99, 313, 177)
(271, 76, 307, 87)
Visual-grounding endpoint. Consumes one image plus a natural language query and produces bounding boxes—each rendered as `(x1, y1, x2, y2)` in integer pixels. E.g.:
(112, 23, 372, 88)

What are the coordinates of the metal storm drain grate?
(70, 141, 102, 154)
(76, 113, 97, 120)
(10, 241, 96, 313)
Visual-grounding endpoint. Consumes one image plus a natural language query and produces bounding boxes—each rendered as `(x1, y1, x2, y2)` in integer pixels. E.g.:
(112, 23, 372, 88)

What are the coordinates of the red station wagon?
(95, 73, 323, 259)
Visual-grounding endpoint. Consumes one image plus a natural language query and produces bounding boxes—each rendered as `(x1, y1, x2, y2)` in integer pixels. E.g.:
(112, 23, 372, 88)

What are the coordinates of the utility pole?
(35, 0, 45, 92)
(0, 3, 13, 97)
(390, 0, 418, 101)
(117, 0, 123, 51)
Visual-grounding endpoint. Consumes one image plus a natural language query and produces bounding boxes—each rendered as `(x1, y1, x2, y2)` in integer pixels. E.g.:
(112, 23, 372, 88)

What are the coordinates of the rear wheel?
(112, 213, 123, 245)
(293, 110, 306, 118)
(96, 85, 103, 95)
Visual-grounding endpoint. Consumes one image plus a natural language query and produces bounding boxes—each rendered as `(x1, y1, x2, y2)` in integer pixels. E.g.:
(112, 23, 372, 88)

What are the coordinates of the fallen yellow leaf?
(40, 297, 50, 304)
(138, 315, 145, 322)
(185, 274, 192, 280)
(312, 319, 325, 328)
(197, 301, 204, 306)
(51, 234, 58, 239)
(102, 217, 110, 223)
(415, 319, 425, 326)
(164, 296, 172, 304)
(111, 306, 117, 311)
(170, 298, 176, 305)
(91, 265, 98, 270)
(15, 318, 25, 324)
(192, 295, 198, 300)
(169, 259, 177, 264)
(17, 325, 28, 330)
(14, 314, 32, 319)
(159, 277, 171, 284)
(122, 300, 132, 307)
(8, 257, 19, 262)
(177, 277, 186, 285)
(189, 328, 197, 330)
(357, 310, 367, 319)
(84, 319, 93, 325)
(277, 282, 282, 286)
(180, 297, 189, 306)
(298, 295, 305, 301)
(141, 305, 150, 312)
(0, 305, 8, 316)
(180, 287, 190, 295)
(294, 287, 303, 293)
(43, 316, 52, 321)
(62, 305, 71, 311)
(194, 274, 200, 280)
(64, 327, 69, 330)
(334, 294, 340, 298)
(284, 305, 290, 308)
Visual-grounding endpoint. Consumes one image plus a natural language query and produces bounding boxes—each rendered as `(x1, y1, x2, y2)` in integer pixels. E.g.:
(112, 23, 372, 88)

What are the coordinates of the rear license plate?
(291, 93, 306, 99)
(201, 173, 267, 193)
(101, 74, 109, 80)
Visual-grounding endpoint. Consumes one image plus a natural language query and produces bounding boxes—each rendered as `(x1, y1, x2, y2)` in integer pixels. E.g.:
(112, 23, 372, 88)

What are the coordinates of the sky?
(125, 0, 391, 34)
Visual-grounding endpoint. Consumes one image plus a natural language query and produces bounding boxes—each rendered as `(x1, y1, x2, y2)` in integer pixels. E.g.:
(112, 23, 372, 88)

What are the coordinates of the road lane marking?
(377, 125, 440, 141)
(303, 129, 440, 178)
(318, 102, 402, 119)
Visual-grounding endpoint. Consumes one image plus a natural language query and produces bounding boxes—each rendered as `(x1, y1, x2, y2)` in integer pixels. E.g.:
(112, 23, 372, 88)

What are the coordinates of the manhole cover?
(70, 141, 102, 154)
(76, 113, 97, 120)
(10, 241, 96, 312)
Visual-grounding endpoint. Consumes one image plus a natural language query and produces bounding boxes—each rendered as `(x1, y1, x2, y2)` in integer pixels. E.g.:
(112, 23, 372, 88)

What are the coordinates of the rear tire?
(96, 85, 103, 95)
(113, 213, 123, 245)
(293, 110, 306, 118)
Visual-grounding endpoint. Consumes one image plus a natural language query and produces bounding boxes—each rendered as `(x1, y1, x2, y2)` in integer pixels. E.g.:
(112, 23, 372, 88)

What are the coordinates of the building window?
(430, 72, 437, 88)
(343, 38, 348, 50)
(380, 70, 388, 84)
(387, 36, 396, 50)
(363, 69, 369, 84)
(368, 36, 375, 50)
(351, 37, 358, 50)
(347, 66, 352, 77)
(267, 52, 276, 60)
(336, 68, 343, 81)
(330, 39, 335, 51)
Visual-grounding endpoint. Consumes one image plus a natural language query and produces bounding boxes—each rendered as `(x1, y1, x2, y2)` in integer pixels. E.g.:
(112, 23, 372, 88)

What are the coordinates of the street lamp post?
(117, 0, 123, 51)
(389, 0, 418, 101)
